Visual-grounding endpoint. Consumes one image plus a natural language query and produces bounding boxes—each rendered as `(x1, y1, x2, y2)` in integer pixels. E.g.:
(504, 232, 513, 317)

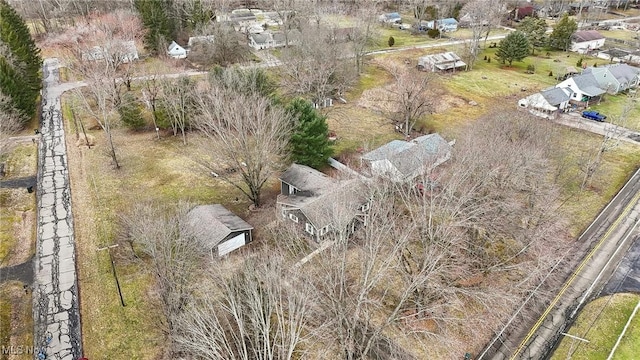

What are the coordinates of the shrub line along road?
(480, 165, 640, 360)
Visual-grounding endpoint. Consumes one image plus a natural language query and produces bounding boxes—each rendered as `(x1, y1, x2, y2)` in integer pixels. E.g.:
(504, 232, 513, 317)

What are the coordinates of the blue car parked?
(581, 110, 607, 122)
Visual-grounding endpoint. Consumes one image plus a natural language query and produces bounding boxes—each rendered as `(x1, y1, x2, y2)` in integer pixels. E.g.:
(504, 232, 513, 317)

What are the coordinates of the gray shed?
(187, 204, 253, 257)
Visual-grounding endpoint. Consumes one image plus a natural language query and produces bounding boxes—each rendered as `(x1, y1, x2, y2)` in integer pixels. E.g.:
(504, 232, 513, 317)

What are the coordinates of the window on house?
(320, 226, 329, 236)
(281, 209, 287, 218)
(289, 213, 298, 223)
(361, 202, 371, 212)
(572, 93, 577, 98)
(305, 223, 315, 235)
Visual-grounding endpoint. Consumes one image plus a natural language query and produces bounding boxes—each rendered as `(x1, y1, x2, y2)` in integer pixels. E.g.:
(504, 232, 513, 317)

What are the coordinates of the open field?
(600, 29, 640, 41)
(552, 293, 640, 360)
(0, 281, 33, 360)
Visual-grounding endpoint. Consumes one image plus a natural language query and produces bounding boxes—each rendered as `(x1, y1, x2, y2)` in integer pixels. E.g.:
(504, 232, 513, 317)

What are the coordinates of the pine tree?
(134, 0, 177, 54)
(286, 98, 333, 170)
(518, 16, 548, 55)
(496, 31, 530, 66)
(550, 14, 577, 51)
(0, 0, 42, 124)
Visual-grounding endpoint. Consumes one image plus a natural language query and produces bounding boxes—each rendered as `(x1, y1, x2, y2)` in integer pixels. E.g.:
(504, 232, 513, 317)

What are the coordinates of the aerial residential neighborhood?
(2, 0, 640, 359)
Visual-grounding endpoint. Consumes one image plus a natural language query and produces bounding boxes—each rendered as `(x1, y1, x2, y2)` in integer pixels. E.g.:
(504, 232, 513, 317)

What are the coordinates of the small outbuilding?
(518, 87, 573, 118)
(167, 41, 187, 59)
(570, 30, 605, 54)
(418, 52, 467, 72)
(187, 204, 253, 258)
(379, 12, 402, 24)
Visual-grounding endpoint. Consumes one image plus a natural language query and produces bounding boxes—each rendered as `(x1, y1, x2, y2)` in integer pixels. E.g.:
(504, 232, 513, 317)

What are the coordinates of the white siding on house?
(571, 39, 605, 54)
(218, 233, 246, 256)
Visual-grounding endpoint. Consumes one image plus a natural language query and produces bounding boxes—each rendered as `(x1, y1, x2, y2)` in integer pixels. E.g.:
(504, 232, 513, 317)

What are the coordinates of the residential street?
(480, 167, 640, 360)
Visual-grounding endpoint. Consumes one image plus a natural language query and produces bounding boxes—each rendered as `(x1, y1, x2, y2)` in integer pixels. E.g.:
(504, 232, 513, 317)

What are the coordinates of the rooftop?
(187, 204, 253, 248)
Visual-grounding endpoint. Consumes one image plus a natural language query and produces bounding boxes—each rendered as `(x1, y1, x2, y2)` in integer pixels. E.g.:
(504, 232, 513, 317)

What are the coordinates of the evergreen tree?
(134, 0, 177, 54)
(286, 98, 333, 170)
(118, 94, 146, 130)
(518, 16, 548, 55)
(550, 14, 577, 51)
(496, 31, 530, 66)
(0, 0, 42, 124)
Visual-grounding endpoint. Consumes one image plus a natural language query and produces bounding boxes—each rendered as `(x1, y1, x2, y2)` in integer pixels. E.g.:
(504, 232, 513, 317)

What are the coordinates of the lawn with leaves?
(63, 96, 252, 359)
(588, 93, 640, 132)
(552, 293, 640, 360)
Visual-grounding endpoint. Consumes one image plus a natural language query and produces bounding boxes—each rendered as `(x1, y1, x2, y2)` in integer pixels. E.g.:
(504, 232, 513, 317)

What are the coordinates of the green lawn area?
(600, 29, 640, 42)
(588, 93, 640, 132)
(552, 294, 640, 360)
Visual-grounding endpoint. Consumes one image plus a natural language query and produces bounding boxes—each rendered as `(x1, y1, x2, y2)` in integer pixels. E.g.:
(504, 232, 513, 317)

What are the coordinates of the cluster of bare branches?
(192, 70, 292, 208)
(121, 109, 572, 358)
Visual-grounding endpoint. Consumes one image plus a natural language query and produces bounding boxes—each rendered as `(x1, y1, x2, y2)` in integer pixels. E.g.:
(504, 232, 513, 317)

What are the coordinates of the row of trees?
(0, 0, 42, 125)
(494, 14, 579, 67)
(119, 110, 574, 359)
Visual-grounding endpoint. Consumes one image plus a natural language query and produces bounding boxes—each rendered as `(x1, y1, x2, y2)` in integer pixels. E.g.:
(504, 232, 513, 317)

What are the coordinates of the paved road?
(32, 58, 83, 360)
(480, 168, 640, 360)
(602, 234, 640, 295)
(556, 112, 640, 144)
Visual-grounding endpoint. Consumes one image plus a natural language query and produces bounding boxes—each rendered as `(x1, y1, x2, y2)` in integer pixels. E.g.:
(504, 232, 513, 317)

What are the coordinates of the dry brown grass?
(0, 281, 33, 360)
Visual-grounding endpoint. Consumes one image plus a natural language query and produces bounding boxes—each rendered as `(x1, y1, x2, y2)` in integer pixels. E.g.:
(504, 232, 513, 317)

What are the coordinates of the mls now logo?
(0, 345, 38, 355)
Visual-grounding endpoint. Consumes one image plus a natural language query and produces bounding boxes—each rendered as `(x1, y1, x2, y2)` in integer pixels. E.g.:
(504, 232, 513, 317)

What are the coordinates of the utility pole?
(97, 244, 126, 307)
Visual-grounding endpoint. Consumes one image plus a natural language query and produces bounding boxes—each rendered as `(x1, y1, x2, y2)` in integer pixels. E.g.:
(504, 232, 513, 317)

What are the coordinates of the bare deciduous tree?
(280, 25, 356, 104)
(174, 255, 312, 359)
(159, 76, 194, 145)
(122, 201, 208, 343)
(193, 84, 292, 208)
(380, 60, 437, 136)
(460, 0, 505, 70)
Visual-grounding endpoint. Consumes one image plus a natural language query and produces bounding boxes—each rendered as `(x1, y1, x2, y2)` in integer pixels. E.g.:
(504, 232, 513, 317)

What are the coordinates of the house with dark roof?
(187, 204, 254, 258)
(361, 134, 452, 183)
(249, 30, 301, 50)
(518, 87, 574, 118)
(556, 73, 606, 105)
(277, 164, 371, 242)
(511, 6, 535, 20)
(571, 30, 605, 54)
(417, 52, 467, 72)
(583, 64, 640, 94)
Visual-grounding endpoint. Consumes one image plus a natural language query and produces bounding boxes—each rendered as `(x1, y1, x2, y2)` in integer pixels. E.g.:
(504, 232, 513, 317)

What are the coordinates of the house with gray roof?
(277, 164, 371, 242)
(518, 87, 573, 118)
(570, 30, 605, 54)
(187, 204, 253, 258)
(577, 64, 640, 94)
(556, 73, 605, 105)
(361, 133, 452, 183)
(81, 40, 139, 63)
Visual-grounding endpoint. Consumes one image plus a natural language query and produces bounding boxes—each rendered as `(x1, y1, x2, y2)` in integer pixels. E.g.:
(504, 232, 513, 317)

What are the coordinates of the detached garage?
(187, 204, 253, 258)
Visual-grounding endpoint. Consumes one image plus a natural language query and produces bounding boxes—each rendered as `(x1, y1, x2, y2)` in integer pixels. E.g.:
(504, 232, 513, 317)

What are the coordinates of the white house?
(555, 73, 605, 105)
(421, 18, 459, 32)
(518, 87, 573, 118)
(571, 30, 605, 54)
(167, 41, 187, 59)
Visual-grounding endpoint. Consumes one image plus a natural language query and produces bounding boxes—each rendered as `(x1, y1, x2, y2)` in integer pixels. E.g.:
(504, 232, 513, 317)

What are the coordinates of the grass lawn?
(0, 281, 33, 360)
(0, 143, 38, 266)
(600, 29, 640, 42)
(552, 293, 640, 360)
(588, 93, 640, 132)
(63, 95, 254, 359)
